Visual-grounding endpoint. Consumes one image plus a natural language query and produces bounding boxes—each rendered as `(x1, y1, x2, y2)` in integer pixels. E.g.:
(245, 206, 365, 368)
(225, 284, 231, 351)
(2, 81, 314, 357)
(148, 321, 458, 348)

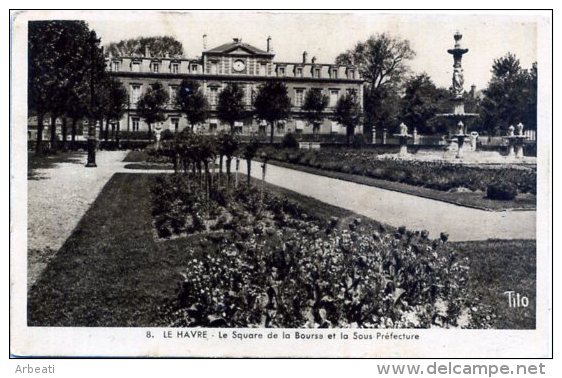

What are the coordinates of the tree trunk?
(71, 118, 77, 150)
(147, 123, 152, 140)
(35, 113, 44, 155)
(50, 115, 58, 153)
(111, 123, 116, 141)
(346, 126, 352, 146)
(104, 117, 110, 141)
(99, 117, 104, 146)
(246, 159, 251, 188)
(230, 121, 235, 135)
(197, 161, 202, 188)
(270, 121, 275, 144)
(313, 123, 319, 141)
(61, 117, 68, 151)
(204, 161, 210, 207)
(115, 122, 120, 144)
(226, 156, 232, 192)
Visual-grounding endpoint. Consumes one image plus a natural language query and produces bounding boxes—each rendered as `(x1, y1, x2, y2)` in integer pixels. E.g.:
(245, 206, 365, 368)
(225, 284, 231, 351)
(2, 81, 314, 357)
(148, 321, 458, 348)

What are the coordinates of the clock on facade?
(233, 59, 246, 72)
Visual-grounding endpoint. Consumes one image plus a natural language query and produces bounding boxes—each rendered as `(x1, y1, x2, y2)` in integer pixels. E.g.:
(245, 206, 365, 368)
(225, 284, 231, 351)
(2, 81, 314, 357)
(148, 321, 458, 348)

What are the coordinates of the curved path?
(231, 160, 536, 242)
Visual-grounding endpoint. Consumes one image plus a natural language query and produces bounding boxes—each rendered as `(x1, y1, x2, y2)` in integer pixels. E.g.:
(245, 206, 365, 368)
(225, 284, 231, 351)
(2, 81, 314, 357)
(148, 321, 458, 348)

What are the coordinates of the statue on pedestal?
(457, 121, 464, 135)
(399, 122, 409, 135)
(517, 122, 524, 136)
(508, 125, 515, 137)
(452, 67, 464, 97)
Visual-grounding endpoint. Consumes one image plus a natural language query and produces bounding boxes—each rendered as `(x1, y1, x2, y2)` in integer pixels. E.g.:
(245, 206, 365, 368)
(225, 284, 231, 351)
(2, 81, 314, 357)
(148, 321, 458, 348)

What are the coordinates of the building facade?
(107, 37, 364, 137)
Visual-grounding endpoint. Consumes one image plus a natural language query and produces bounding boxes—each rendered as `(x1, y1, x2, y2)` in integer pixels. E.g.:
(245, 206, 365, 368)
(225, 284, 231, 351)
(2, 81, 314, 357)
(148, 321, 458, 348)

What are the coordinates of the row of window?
(277, 66, 355, 79)
(204, 63, 355, 79)
(129, 117, 180, 132)
(114, 60, 356, 79)
(112, 60, 199, 74)
(127, 118, 359, 135)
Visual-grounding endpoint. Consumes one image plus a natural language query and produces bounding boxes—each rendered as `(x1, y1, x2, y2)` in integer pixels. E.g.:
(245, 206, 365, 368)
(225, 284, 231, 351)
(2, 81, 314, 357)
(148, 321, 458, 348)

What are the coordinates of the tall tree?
(28, 20, 99, 154)
(301, 89, 329, 135)
(101, 77, 128, 141)
(401, 73, 450, 134)
(364, 84, 401, 135)
(65, 81, 89, 150)
(336, 33, 415, 137)
(137, 81, 168, 138)
(106, 36, 183, 58)
(175, 79, 208, 131)
(217, 83, 245, 133)
(253, 81, 291, 144)
(480, 54, 537, 135)
(333, 92, 362, 146)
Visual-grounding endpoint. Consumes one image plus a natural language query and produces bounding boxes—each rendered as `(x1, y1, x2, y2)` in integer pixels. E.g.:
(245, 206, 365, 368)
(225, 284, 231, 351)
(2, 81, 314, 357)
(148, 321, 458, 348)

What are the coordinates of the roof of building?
(205, 39, 273, 56)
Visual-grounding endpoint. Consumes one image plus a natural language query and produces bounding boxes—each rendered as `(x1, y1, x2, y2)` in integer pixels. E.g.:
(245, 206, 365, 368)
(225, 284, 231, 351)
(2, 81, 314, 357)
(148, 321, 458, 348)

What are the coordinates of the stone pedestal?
(372, 127, 377, 144)
(507, 144, 515, 157)
(394, 134, 413, 156)
(453, 134, 467, 158)
(515, 145, 525, 159)
(382, 129, 387, 145)
(505, 136, 527, 159)
(154, 125, 162, 150)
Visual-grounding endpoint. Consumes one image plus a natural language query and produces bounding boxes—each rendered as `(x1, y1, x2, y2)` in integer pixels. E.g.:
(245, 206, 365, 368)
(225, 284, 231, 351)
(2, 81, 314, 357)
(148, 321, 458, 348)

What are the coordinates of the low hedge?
(486, 182, 518, 201)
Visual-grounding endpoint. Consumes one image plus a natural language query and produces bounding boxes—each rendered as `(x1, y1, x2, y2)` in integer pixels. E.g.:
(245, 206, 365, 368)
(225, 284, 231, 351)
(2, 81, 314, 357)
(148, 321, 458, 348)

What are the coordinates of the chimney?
(302, 51, 308, 64)
(144, 45, 150, 58)
(203, 34, 208, 50)
(311, 56, 316, 64)
(470, 84, 476, 98)
(233, 37, 241, 44)
(267, 36, 272, 52)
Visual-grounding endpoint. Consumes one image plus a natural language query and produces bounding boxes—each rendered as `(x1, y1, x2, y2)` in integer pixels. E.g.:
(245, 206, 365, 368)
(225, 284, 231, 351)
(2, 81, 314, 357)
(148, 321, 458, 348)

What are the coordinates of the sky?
(78, 11, 540, 90)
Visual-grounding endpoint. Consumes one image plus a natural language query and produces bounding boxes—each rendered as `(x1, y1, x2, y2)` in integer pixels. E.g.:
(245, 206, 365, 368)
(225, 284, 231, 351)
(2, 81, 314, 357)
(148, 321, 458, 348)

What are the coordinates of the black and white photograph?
(9, 9, 552, 358)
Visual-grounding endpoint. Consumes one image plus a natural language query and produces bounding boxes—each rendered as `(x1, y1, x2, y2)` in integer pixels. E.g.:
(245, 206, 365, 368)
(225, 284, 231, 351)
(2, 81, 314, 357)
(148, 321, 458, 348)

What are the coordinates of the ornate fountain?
(436, 31, 479, 158)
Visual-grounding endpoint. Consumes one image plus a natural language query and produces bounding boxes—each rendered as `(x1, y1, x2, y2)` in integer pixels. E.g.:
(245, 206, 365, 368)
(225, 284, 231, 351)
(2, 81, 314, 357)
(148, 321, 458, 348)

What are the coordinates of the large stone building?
(107, 37, 364, 137)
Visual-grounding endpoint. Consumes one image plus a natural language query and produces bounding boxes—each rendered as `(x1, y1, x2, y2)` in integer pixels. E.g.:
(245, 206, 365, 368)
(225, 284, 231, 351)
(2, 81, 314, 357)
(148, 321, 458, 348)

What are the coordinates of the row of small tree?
(139, 79, 363, 146)
(29, 21, 129, 155)
(160, 131, 261, 205)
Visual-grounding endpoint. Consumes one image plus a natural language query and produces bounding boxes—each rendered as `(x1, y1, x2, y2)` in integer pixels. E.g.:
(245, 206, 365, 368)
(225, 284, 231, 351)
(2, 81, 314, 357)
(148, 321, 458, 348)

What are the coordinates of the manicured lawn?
(452, 240, 536, 329)
(123, 163, 174, 170)
(28, 172, 535, 328)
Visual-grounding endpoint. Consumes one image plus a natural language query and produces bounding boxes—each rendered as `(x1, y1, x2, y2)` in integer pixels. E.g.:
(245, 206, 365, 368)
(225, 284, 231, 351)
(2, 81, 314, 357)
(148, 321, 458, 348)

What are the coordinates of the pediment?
(225, 46, 253, 55)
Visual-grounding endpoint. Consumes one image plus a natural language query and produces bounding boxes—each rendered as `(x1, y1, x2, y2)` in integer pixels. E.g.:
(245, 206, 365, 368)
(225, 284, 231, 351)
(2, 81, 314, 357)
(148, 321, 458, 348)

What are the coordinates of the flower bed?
(153, 174, 494, 328)
(259, 148, 536, 195)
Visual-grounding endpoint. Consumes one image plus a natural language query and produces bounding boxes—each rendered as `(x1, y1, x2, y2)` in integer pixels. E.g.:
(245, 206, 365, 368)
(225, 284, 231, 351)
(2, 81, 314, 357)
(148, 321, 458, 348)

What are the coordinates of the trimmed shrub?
(352, 134, 366, 149)
(161, 129, 174, 141)
(281, 132, 299, 149)
(486, 182, 518, 201)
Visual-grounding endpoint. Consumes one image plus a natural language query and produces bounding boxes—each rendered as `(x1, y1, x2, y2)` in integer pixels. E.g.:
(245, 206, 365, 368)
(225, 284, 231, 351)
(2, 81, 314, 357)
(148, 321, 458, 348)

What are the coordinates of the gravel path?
(232, 160, 536, 242)
(27, 150, 128, 287)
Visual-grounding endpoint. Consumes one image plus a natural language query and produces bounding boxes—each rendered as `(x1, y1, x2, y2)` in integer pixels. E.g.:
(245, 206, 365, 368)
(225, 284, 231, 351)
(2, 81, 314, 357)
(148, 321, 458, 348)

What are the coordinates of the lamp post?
(86, 31, 100, 167)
